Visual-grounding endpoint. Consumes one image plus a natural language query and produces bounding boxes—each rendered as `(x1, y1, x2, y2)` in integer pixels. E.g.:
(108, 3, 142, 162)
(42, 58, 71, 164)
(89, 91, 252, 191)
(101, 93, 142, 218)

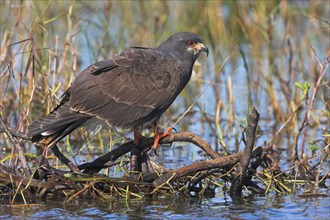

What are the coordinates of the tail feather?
(28, 103, 91, 146)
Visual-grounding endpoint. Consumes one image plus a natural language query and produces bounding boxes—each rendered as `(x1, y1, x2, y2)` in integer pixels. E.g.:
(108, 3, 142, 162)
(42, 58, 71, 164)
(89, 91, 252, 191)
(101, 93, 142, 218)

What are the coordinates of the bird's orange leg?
(153, 127, 173, 150)
(133, 128, 143, 145)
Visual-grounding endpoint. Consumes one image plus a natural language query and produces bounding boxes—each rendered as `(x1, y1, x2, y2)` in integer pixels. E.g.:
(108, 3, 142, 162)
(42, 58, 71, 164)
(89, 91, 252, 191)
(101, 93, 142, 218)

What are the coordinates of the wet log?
(229, 106, 259, 198)
(78, 131, 220, 174)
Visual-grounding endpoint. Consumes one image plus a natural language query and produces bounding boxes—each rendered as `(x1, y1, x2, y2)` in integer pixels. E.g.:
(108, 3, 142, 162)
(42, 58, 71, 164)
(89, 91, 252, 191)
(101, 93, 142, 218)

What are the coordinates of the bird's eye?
(187, 40, 196, 46)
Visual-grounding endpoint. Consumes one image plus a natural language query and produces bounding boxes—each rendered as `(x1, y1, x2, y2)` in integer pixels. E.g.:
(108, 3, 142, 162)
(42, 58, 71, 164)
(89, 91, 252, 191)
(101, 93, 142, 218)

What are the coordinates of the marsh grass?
(0, 0, 329, 203)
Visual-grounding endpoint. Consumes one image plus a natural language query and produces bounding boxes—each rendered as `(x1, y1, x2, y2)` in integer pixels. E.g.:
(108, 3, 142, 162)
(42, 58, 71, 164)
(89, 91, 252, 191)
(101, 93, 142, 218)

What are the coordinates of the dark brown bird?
(28, 32, 208, 151)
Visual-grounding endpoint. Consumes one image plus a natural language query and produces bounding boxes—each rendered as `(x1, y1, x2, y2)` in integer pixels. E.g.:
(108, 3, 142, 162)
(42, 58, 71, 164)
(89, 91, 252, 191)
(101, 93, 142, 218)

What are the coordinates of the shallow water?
(1, 143, 329, 219)
(1, 191, 329, 219)
(1, 1, 329, 219)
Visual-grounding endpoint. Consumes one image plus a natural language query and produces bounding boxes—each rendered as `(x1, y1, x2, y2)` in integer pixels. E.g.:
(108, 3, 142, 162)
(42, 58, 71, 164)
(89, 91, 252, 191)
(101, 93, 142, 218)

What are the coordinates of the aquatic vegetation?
(0, 1, 329, 205)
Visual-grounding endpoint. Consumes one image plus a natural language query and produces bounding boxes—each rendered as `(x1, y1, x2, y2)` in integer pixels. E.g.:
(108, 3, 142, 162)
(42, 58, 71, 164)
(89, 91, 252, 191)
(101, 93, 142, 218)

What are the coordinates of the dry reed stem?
(293, 50, 329, 160)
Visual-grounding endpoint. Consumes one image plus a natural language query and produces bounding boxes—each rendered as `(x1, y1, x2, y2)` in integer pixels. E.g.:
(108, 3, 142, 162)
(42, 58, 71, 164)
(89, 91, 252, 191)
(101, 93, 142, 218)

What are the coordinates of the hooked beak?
(195, 42, 209, 57)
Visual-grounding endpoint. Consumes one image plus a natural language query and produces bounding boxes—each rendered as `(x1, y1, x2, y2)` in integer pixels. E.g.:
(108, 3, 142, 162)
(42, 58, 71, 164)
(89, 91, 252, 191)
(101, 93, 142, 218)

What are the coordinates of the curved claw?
(153, 148, 159, 156)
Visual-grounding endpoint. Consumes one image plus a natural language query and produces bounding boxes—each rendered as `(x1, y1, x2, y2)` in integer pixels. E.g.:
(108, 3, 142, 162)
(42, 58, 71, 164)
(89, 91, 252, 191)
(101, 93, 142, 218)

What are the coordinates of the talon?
(152, 127, 173, 150)
(172, 127, 177, 133)
(153, 148, 159, 156)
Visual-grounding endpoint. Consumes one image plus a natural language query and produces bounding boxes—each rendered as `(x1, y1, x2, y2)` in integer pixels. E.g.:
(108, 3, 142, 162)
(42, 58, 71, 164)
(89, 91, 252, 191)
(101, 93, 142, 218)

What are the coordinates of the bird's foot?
(152, 127, 173, 155)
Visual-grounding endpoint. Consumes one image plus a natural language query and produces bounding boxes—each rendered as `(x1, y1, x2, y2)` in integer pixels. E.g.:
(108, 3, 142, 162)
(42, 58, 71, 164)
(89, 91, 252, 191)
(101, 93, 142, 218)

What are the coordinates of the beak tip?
(202, 46, 209, 57)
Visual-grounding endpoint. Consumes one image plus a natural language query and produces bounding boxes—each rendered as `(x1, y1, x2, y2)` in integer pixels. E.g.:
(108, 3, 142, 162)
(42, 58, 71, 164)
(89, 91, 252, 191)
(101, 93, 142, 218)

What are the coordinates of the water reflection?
(1, 191, 329, 219)
(1, 1, 329, 219)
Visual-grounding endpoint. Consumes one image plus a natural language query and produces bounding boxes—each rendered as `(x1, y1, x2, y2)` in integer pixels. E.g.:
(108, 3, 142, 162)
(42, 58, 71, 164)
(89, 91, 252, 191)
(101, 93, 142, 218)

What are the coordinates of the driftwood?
(230, 107, 259, 198)
(0, 106, 271, 202)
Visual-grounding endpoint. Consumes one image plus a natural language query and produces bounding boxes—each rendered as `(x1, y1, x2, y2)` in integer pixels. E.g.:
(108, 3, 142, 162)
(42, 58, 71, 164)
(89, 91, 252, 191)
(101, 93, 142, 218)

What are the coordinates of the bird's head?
(159, 32, 209, 61)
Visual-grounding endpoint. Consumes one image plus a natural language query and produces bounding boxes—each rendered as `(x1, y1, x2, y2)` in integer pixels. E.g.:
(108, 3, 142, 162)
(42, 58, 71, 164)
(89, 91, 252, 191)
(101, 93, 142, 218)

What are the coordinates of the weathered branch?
(79, 131, 220, 173)
(153, 151, 243, 186)
(230, 106, 259, 198)
(51, 145, 80, 173)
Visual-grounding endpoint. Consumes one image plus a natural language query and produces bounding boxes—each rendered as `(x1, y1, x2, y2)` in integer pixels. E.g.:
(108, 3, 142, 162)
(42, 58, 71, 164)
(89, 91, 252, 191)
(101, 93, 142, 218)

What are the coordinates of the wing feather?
(68, 48, 185, 127)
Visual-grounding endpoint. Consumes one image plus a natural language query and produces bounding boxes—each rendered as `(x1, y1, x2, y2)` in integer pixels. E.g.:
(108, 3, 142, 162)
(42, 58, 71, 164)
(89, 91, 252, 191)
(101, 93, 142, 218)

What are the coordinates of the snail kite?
(28, 32, 209, 150)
